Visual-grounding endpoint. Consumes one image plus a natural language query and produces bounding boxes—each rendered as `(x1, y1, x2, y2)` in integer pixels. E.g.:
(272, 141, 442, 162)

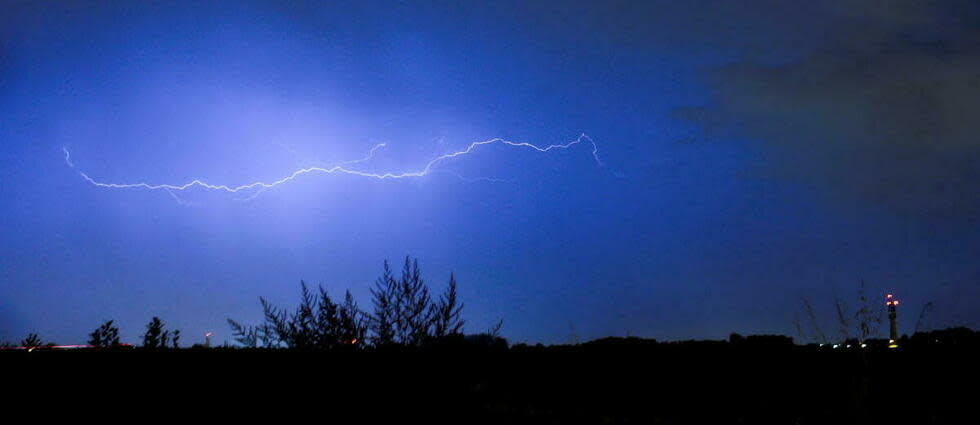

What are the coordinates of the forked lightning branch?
(65, 134, 603, 203)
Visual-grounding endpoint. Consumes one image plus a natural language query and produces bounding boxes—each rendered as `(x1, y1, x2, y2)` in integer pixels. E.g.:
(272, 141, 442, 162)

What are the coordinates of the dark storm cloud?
(679, 0, 980, 216)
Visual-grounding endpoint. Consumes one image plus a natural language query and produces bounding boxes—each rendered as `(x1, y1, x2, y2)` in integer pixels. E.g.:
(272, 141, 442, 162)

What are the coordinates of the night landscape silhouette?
(2, 1, 978, 423)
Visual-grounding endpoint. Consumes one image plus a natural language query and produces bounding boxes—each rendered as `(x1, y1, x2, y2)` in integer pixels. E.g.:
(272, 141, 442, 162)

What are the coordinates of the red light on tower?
(886, 293, 899, 348)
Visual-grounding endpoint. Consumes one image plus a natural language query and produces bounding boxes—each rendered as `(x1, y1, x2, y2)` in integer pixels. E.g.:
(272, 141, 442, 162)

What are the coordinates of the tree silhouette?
(369, 260, 398, 347)
(395, 256, 433, 346)
(246, 281, 362, 350)
(338, 290, 367, 346)
(228, 318, 279, 348)
(260, 296, 289, 347)
(89, 320, 120, 347)
(794, 296, 828, 344)
(227, 319, 259, 348)
(142, 317, 171, 349)
(488, 318, 504, 338)
(431, 273, 464, 338)
(369, 256, 443, 347)
(21, 333, 42, 349)
(312, 285, 341, 349)
(369, 256, 475, 347)
(794, 280, 885, 344)
(229, 256, 474, 349)
(283, 282, 318, 349)
(854, 279, 883, 343)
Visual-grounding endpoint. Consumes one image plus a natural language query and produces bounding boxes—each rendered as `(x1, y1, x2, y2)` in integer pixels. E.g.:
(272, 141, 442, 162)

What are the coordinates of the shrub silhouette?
(794, 279, 885, 344)
(141, 317, 176, 349)
(88, 320, 120, 348)
(370, 257, 435, 347)
(369, 261, 398, 347)
(20, 333, 42, 349)
(275, 282, 323, 349)
(369, 256, 471, 347)
(338, 290, 368, 346)
(235, 281, 368, 350)
(228, 256, 483, 349)
(227, 319, 264, 348)
(430, 273, 464, 339)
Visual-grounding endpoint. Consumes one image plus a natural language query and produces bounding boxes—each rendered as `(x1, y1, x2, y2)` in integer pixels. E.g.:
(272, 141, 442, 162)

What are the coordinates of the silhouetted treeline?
(4, 260, 977, 424)
(227, 256, 503, 350)
(88, 320, 120, 347)
(6, 327, 977, 424)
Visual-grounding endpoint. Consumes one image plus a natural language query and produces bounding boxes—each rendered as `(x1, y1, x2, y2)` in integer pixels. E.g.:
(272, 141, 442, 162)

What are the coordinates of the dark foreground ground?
(5, 338, 975, 424)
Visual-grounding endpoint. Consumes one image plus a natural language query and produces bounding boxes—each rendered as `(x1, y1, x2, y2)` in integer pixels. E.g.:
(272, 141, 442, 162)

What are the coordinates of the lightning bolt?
(338, 142, 387, 167)
(69, 134, 602, 202)
(63, 146, 74, 168)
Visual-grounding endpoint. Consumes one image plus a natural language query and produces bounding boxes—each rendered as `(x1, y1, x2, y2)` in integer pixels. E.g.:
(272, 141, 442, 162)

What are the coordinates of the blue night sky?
(2, 1, 978, 345)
